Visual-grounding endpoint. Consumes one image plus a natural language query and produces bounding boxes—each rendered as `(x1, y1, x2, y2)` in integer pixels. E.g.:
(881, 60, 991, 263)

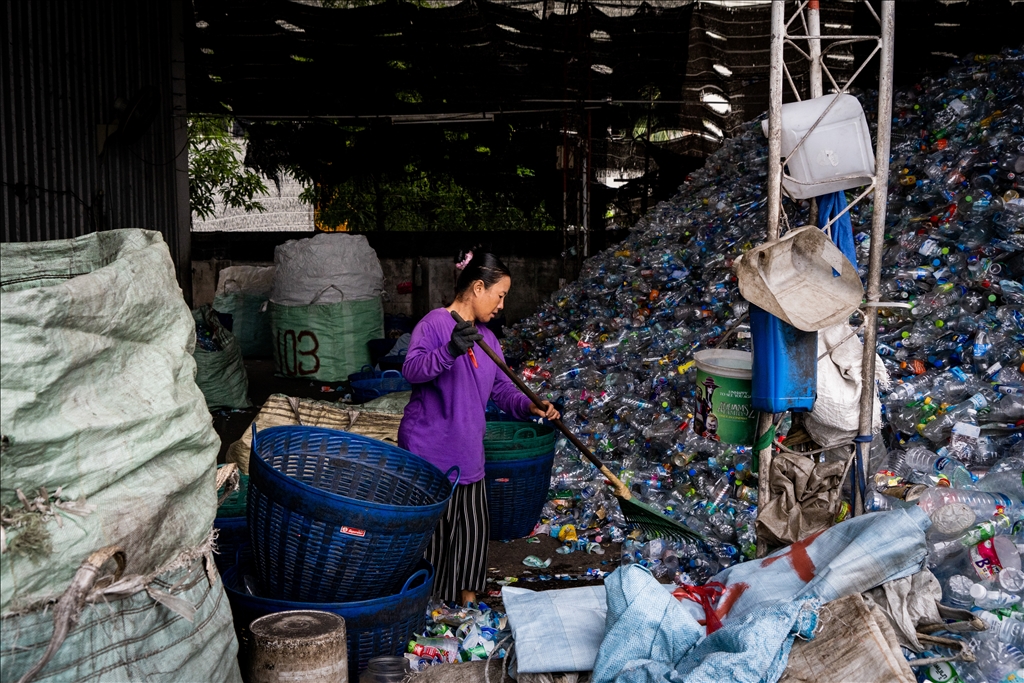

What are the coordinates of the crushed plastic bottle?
(408, 600, 510, 671)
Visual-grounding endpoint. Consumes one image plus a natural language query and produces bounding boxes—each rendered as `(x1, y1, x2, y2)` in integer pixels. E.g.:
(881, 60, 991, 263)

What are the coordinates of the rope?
(773, 438, 853, 456)
(483, 635, 514, 683)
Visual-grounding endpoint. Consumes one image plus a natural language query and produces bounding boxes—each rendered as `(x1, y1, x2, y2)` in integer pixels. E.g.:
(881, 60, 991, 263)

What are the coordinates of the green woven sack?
(214, 292, 273, 358)
(0, 229, 240, 681)
(269, 297, 384, 382)
(193, 305, 251, 410)
(484, 421, 556, 462)
(0, 562, 241, 683)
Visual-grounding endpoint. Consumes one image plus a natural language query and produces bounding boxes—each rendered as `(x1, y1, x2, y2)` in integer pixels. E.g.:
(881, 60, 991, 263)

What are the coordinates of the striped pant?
(425, 479, 489, 604)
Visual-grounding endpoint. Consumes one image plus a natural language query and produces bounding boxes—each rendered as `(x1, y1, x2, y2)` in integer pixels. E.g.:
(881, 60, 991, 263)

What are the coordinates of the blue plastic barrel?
(750, 304, 817, 413)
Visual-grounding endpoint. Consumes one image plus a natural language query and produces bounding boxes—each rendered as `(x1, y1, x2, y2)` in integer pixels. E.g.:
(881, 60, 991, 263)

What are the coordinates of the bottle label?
(918, 238, 940, 256)
(967, 392, 988, 410)
(970, 539, 1005, 580)
(973, 341, 991, 357)
(949, 367, 968, 381)
(922, 662, 963, 682)
(951, 421, 981, 439)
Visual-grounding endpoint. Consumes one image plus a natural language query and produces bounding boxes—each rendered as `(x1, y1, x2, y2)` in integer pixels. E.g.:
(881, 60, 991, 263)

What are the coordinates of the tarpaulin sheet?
(592, 565, 819, 683)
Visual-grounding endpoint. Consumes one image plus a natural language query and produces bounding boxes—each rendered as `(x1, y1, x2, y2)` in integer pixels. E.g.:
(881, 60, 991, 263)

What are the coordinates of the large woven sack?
(269, 297, 384, 381)
(0, 551, 241, 683)
(213, 265, 275, 358)
(0, 230, 238, 680)
(193, 305, 251, 410)
(226, 393, 403, 473)
(271, 233, 383, 305)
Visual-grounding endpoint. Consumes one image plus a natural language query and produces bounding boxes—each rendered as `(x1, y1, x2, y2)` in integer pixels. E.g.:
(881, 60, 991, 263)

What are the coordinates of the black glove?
(448, 320, 483, 357)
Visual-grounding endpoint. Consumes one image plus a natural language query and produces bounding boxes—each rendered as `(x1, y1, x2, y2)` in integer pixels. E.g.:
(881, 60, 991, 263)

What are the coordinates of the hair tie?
(455, 251, 473, 272)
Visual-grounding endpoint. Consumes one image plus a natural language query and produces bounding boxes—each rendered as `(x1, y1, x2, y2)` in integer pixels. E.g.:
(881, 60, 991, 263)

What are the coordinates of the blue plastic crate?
(484, 450, 555, 541)
(247, 425, 457, 602)
(223, 557, 432, 682)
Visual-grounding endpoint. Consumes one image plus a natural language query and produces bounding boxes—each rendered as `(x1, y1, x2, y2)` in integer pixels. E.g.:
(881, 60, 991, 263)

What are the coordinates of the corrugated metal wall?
(1, 1, 186, 268)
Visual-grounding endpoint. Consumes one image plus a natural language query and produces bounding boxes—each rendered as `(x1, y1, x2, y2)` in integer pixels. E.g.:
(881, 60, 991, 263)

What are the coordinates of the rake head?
(618, 495, 705, 543)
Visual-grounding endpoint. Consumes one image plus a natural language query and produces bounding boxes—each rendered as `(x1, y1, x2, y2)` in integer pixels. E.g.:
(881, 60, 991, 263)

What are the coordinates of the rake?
(451, 311, 703, 542)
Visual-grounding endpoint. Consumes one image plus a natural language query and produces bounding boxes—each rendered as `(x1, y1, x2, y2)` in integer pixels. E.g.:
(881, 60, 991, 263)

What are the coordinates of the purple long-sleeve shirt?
(398, 308, 534, 484)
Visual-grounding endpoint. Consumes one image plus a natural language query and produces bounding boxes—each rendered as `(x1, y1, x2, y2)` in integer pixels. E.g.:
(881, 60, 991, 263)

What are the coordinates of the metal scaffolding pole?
(807, 1, 823, 98)
(755, 0, 786, 559)
(854, 2, 895, 515)
(756, 1, 896, 554)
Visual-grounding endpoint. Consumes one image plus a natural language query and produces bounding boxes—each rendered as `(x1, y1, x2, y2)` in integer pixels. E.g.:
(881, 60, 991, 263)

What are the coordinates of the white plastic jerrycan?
(762, 93, 875, 199)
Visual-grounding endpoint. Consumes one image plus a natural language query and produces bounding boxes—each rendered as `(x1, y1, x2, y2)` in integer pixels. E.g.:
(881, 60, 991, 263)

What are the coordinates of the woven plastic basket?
(247, 425, 457, 602)
(348, 364, 382, 383)
(223, 557, 432, 682)
(214, 470, 249, 573)
(484, 451, 555, 541)
(483, 421, 556, 461)
(213, 516, 249, 574)
(351, 370, 412, 403)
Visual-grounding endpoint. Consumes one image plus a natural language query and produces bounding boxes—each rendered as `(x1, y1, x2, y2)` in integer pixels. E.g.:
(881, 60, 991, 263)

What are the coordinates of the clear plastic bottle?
(920, 389, 997, 442)
(977, 469, 1024, 499)
(974, 610, 1024, 651)
(916, 488, 1023, 518)
(904, 446, 976, 488)
(970, 583, 1021, 610)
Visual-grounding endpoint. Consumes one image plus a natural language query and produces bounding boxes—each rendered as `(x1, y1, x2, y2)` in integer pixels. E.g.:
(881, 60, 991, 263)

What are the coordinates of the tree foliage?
(244, 120, 559, 232)
(188, 116, 269, 221)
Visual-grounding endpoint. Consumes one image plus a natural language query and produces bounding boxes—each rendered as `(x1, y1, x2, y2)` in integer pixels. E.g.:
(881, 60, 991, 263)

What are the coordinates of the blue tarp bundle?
(592, 507, 931, 683)
(593, 565, 819, 683)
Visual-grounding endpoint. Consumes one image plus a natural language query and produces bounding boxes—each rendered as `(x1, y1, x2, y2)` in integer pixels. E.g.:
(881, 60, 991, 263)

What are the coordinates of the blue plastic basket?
(213, 515, 249, 574)
(484, 450, 555, 541)
(247, 425, 457, 602)
(348, 364, 382, 383)
(223, 556, 432, 682)
(350, 370, 411, 403)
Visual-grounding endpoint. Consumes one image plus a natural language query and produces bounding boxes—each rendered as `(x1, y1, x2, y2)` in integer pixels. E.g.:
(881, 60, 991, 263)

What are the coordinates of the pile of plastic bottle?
(195, 319, 223, 352)
(500, 47, 1023, 680)
(405, 600, 510, 671)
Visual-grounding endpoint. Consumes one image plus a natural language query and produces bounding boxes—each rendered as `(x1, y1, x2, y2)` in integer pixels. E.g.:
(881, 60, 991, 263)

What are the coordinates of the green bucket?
(484, 421, 556, 462)
(693, 350, 756, 446)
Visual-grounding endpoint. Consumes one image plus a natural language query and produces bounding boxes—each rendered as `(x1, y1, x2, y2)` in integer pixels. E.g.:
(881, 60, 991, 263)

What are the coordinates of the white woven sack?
(803, 323, 889, 448)
(271, 233, 384, 305)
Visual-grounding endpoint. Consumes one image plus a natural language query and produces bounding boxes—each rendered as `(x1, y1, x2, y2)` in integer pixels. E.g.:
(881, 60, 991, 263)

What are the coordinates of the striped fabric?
(425, 480, 489, 603)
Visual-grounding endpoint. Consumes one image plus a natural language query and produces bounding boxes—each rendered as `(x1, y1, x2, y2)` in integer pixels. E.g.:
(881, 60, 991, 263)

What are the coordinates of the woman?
(398, 252, 559, 606)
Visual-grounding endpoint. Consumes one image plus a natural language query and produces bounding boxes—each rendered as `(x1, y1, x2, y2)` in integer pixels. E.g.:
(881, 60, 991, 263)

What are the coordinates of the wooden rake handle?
(450, 310, 632, 499)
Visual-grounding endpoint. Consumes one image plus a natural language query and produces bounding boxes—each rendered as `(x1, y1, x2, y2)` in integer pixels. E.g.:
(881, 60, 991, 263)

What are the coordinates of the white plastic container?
(761, 93, 875, 199)
(734, 224, 863, 331)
